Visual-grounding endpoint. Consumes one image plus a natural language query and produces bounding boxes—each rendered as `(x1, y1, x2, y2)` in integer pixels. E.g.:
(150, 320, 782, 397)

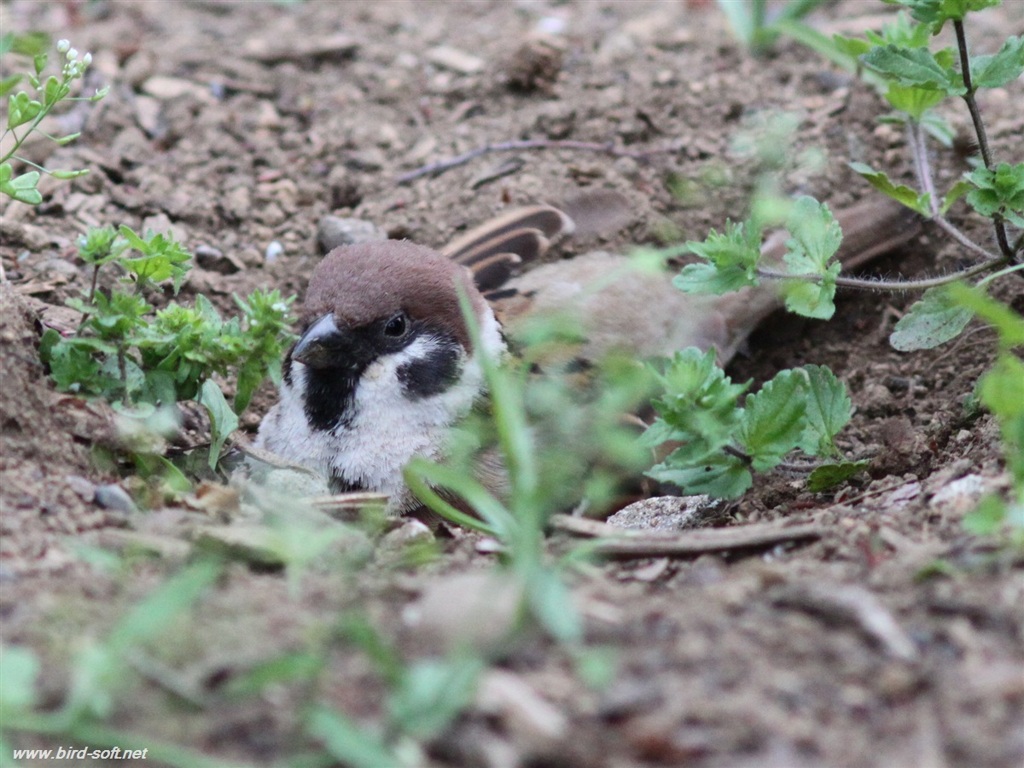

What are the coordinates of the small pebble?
(265, 240, 284, 263)
(316, 216, 386, 254)
(94, 484, 139, 515)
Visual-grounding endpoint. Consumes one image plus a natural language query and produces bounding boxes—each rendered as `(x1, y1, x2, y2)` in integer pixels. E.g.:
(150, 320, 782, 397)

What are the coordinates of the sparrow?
(253, 196, 920, 515)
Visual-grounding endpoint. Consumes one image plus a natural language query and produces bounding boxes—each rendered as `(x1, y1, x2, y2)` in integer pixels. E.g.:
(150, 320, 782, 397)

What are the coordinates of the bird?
(252, 195, 920, 516)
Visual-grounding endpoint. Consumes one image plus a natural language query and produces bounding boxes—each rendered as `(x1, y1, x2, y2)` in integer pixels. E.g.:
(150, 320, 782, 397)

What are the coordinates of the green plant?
(717, 0, 832, 56)
(643, 348, 863, 499)
(1, 35, 107, 204)
(660, 1, 1021, 500)
(304, 615, 484, 768)
(39, 225, 295, 470)
(403, 290, 652, 644)
(1, 561, 236, 768)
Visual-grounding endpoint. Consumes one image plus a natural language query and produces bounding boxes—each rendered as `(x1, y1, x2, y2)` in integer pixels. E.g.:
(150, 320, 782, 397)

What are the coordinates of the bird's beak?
(292, 314, 352, 369)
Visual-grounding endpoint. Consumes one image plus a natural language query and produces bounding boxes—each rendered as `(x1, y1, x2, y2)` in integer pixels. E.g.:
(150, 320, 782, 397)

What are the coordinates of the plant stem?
(905, 119, 1001, 262)
(723, 444, 753, 466)
(953, 19, 1015, 260)
(758, 255, 1008, 291)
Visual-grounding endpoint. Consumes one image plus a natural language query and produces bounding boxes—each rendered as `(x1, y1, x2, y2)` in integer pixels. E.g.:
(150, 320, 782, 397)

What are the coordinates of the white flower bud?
(57, 39, 70, 53)
(82, 52, 92, 67)
(67, 48, 79, 61)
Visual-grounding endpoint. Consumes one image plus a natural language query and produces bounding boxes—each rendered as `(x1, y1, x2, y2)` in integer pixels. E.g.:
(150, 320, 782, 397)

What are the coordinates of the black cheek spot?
(397, 344, 461, 400)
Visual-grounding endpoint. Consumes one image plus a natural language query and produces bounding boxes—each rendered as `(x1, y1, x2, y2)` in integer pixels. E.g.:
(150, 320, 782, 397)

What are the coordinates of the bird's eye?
(383, 313, 408, 338)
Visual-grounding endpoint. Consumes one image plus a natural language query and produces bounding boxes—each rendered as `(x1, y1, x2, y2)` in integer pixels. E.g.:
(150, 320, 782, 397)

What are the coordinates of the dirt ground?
(2, 1, 1023, 767)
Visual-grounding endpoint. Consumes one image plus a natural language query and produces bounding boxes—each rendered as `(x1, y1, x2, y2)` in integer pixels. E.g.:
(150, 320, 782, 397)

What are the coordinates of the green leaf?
(738, 370, 808, 471)
(7, 31, 50, 57)
(970, 35, 1024, 88)
(49, 168, 89, 180)
(528, 566, 582, 643)
(7, 90, 42, 128)
(647, 451, 752, 499)
(107, 560, 220, 650)
(389, 657, 483, 739)
(884, 82, 945, 120)
(885, 0, 1000, 33)
(52, 131, 82, 145)
(224, 652, 324, 698)
(0, 645, 39, 719)
(948, 282, 1024, 348)
(890, 287, 974, 351)
(676, 220, 762, 295)
(849, 162, 932, 215)
(966, 162, 1024, 220)
(920, 109, 956, 147)
(797, 365, 852, 457)
(962, 494, 1008, 535)
(307, 705, 396, 768)
(198, 380, 238, 470)
(861, 44, 965, 95)
(807, 460, 870, 492)
(0, 168, 42, 205)
(643, 348, 748, 458)
(0, 74, 22, 98)
(779, 196, 843, 319)
(940, 178, 973, 214)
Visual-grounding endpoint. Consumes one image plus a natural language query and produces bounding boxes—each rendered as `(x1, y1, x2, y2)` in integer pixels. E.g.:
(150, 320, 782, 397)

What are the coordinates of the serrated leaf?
(647, 452, 752, 499)
(966, 162, 1024, 218)
(890, 286, 974, 351)
(779, 197, 843, 319)
(797, 365, 852, 457)
(677, 221, 762, 295)
(849, 162, 932, 214)
(199, 379, 239, 470)
(887, 0, 1000, 33)
(738, 370, 808, 472)
(807, 460, 870, 492)
(781, 269, 839, 319)
(785, 196, 843, 271)
(674, 262, 753, 294)
(861, 44, 965, 95)
(884, 82, 945, 120)
(971, 35, 1024, 89)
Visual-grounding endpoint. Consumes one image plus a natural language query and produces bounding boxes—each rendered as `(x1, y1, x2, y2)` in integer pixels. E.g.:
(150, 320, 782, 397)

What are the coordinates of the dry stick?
(550, 514, 821, 558)
(395, 139, 684, 184)
(954, 19, 1015, 260)
(772, 582, 918, 661)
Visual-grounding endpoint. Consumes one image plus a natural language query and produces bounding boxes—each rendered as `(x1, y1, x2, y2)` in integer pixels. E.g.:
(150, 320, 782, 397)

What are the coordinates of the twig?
(396, 138, 684, 184)
(773, 582, 918, 660)
(550, 514, 821, 558)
